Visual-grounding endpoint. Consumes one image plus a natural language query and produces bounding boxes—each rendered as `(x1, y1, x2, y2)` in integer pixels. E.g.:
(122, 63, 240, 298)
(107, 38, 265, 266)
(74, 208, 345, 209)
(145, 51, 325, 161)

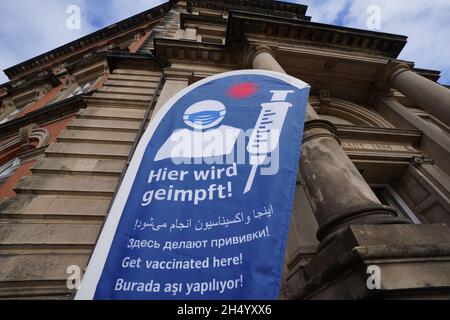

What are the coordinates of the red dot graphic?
(227, 82, 259, 99)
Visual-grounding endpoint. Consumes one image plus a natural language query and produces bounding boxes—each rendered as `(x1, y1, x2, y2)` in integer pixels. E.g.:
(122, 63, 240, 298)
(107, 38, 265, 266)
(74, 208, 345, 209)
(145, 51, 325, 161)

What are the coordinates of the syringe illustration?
(243, 90, 294, 194)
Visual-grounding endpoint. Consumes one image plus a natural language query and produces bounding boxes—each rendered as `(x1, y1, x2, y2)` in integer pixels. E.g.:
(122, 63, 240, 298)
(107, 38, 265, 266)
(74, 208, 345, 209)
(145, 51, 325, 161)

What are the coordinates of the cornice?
(0, 50, 163, 133)
(281, 43, 390, 65)
(154, 9, 407, 69)
(1, 71, 62, 98)
(383, 61, 411, 85)
(413, 68, 442, 82)
(0, 95, 88, 138)
(186, 0, 310, 21)
(335, 125, 423, 145)
(226, 11, 407, 58)
(3, 1, 174, 81)
(180, 12, 228, 28)
(105, 51, 166, 73)
(65, 51, 108, 75)
(163, 68, 194, 81)
(154, 38, 233, 66)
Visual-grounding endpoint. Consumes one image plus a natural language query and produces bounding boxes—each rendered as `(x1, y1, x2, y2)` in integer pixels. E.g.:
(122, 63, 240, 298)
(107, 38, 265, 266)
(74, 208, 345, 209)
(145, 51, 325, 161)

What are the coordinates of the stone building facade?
(0, 1, 449, 299)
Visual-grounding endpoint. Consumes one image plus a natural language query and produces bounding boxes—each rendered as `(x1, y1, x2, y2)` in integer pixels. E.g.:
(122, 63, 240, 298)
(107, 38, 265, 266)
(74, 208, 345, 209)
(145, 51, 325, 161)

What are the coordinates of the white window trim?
(0, 157, 21, 184)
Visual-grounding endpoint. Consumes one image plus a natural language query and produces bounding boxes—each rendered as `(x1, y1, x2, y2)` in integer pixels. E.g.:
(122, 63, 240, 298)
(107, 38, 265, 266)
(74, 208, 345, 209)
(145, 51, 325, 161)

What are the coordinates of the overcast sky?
(0, 0, 448, 84)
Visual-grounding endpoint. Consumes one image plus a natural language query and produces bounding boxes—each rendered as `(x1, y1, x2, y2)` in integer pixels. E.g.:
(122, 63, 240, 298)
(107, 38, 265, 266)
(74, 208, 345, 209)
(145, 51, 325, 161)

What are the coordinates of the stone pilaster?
(150, 69, 193, 120)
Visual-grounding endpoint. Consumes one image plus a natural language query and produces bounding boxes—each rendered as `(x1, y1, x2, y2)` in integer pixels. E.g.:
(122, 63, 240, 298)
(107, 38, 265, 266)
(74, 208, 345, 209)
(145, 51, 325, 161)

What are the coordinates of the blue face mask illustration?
(185, 110, 225, 127)
(183, 100, 226, 130)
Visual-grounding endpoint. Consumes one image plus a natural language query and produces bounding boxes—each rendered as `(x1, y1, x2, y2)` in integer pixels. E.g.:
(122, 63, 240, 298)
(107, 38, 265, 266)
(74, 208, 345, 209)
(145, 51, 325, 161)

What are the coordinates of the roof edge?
(3, 1, 174, 80)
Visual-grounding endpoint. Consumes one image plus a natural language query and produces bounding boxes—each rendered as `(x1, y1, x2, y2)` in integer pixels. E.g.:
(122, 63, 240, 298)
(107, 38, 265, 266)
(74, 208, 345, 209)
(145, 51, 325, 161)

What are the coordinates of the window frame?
(372, 184, 422, 224)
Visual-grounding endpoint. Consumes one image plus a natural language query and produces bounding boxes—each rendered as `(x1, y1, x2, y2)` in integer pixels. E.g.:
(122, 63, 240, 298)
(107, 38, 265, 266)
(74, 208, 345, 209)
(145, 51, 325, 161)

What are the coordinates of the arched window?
(309, 96, 394, 128)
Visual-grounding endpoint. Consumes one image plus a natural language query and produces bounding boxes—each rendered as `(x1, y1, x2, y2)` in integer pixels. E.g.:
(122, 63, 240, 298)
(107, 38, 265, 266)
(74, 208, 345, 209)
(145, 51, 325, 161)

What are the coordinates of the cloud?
(0, 0, 166, 84)
(296, 0, 351, 25)
(288, 0, 450, 84)
(0, 1, 92, 82)
(83, 0, 167, 29)
(1, 1, 448, 84)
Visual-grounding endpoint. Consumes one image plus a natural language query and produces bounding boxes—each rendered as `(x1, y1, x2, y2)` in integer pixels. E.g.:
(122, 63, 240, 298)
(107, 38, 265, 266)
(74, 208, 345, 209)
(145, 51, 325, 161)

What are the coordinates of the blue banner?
(76, 70, 310, 300)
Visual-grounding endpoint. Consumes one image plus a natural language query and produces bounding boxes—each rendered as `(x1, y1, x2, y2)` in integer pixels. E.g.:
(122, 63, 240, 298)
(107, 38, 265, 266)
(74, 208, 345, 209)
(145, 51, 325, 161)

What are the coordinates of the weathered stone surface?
(0, 253, 91, 298)
(289, 224, 450, 300)
(14, 175, 118, 196)
(57, 129, 136, 144)
(105, 80, 158, 89)
(0, 63, 160, 299)
(0, 195, 110, 219)
(79, 107, 146, 120)
(92, 92, 151, 102)
(108, 73, 160, 82)
(0, 223, 101, 246)
(45, 142, 131, 159)
(32, 157, 126, 175)
(99, 86, 155, 96)
(114, 69, 162, 76)
(0, 196, 34, 215)
(0, 253, 90, 282)
(152, 79, 188, 120)
(300, 120, 408, 242)
(68, 118, 140, 131)
(84, 97, 149, 109)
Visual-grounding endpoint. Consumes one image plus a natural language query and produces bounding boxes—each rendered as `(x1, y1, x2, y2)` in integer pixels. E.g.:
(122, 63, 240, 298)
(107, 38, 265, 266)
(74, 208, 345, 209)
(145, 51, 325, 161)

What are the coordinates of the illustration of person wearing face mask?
(155, 100, 242, 162)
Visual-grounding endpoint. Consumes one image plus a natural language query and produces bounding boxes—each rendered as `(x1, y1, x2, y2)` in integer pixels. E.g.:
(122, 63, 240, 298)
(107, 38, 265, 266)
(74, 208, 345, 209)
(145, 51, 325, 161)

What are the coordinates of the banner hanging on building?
(76, 70, 310, 300)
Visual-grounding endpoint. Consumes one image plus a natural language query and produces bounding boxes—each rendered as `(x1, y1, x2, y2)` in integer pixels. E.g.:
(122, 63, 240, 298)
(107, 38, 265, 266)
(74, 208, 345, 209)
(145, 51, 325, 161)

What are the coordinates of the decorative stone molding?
(4, 2, 173, 80)
(302, 119, 341, 145)
(318, 88, 331, 114)
(37, 71, 50, 78)
(0, 123, 50, 164)
(187, 0, 310, 20)
(0, 88, 7, 98)
(411, 155, 434, 166)
(310, 96, 394, 128)
(154, 38, 233, 66)
(228, 11, 407, 58)
(246, 45, 277, 68)
(60, 75, 78, 92)
(323, 61, 338, 73)
(1, 80, 55, 119)
(381, 61, 410, 88)
(370, 61, 413, 102)
(52, 64, 69, 77)
(35, 87, 50, 100)
(1, 124, 50, 152)
(19, 124, 32, 145)
(163, 68, 194, 82)
(11, 79, 26, 88)
(1, 98, 15, 113)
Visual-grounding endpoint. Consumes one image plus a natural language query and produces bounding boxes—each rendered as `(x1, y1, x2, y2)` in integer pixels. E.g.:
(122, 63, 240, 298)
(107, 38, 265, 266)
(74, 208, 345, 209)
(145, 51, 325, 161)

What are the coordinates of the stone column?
(249, 47, 409, 244)
(251, 48, 286, 74)
(385, 62, 450, 127)
(373, 96, 450, 175)
(248, 46, 450, 301)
